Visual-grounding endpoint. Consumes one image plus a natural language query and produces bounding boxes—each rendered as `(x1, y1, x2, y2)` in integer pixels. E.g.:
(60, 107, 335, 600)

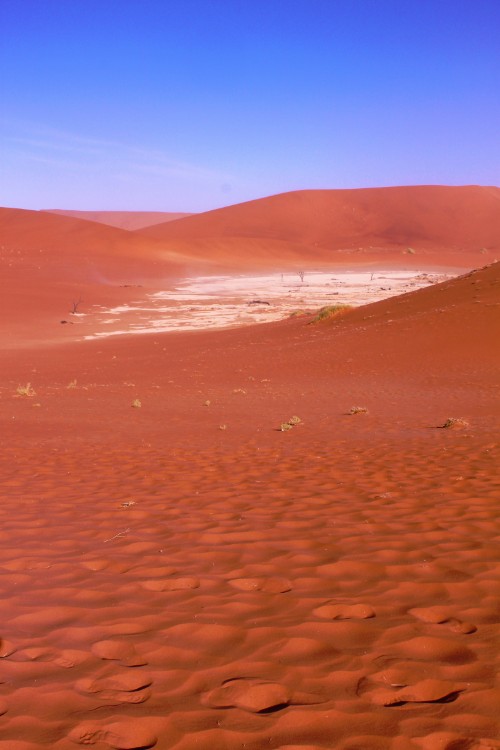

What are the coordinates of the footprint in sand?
(0, 638, 16, 657)
(409, 606, 477, 634)
(369, 678, 465, 706)
(75, 670, 152, 704)
(228, 577, 292, 593)
(141, 576, 200, 591)
(54, 649, 91, 668)
(203, 677, 322, 713)
(91, 640, 147, 666)
(415, 732, 500, 750)
(313, 602, 375, 620)
(69, 719, 157, 748)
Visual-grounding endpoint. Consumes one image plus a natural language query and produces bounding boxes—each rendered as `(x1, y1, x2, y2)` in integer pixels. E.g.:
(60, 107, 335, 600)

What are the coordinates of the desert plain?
(0, 185, 499, 750)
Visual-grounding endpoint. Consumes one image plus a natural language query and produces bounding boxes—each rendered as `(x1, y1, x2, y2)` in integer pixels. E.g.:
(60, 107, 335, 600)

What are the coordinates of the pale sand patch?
(84, 269, 455, 339)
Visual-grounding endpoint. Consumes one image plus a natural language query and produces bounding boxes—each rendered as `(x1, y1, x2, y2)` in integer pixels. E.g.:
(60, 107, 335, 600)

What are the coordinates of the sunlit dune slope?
(43, 209, 194, 230)
(137, 185, 500, 268)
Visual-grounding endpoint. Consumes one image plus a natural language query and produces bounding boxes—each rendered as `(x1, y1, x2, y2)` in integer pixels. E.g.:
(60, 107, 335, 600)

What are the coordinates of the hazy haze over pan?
(1, 0, 499, 212)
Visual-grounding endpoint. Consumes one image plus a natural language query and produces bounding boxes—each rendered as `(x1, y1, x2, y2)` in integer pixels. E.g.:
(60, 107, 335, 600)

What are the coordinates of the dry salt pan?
(84, 270, 455, 340)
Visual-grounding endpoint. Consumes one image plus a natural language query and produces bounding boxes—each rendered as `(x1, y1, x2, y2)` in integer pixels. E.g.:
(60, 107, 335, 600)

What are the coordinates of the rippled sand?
(0, 262, 498, 749)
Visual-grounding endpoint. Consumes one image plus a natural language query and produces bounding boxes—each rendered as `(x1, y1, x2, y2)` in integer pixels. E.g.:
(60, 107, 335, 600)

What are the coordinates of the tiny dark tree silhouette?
(297, 270, 305, 283)
(70, 297, 83, 314)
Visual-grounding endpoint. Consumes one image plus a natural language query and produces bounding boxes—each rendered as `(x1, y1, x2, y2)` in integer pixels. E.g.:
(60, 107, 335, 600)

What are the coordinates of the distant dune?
(0, 207, 185, 346)
(137, 185, 500, 268)
(42, 209, 194, 230)
(2, 185, 499, 345)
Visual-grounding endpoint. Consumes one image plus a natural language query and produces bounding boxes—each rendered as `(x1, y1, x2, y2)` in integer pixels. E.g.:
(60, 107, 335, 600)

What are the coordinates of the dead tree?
(70, 297, 83, 314)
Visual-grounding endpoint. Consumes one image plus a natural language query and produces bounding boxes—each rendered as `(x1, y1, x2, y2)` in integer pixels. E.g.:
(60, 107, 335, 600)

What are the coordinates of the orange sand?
(0, 187, 499, 749)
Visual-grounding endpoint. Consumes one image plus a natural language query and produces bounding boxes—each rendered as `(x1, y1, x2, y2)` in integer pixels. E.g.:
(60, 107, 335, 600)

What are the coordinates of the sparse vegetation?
(16, 383, 36, 397)
(310, 304, 352, 324)
(280, 415, 302, 431)
(233, 388, 247, 395)
(349, 406, 368, 415)
(406, 247, 416, 254)
(204, 400, 211, 406)
(289, 310, 307, 318)
(219, 424, 227, 430)
(67, 379, 77, 389)
(441, 417, 469, 429)
(70, 297, 83, 314)
(297, 270, 305, 283)
(131, 399, 142, 408)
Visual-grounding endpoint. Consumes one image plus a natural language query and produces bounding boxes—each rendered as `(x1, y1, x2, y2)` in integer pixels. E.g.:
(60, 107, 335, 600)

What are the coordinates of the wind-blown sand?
(0, 188, 499, 748)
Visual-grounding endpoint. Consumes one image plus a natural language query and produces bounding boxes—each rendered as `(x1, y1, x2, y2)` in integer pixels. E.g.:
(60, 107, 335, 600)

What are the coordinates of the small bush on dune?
(349, 406, 369, 415)
(441, 417, 469, 430)
(280, 416, 302, 431)
(310, 304, 352, 324)
(131, 399, 142, 408)
(16, 383, 36, 397)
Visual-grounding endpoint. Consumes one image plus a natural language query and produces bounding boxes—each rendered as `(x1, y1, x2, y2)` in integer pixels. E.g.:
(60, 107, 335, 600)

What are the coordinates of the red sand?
(136, 185, 500, 269)
(0, 187, 499, 749)
(43, 210, 194, 231)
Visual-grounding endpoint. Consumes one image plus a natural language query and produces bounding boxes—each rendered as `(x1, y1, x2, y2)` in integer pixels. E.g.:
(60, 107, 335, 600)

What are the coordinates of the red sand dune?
(0, 207, 186, 347)
(0, 244, 498, 748)
(43, 210, 194, 231)
(137, 185, 500, 268)
(7, 184, 500, 347)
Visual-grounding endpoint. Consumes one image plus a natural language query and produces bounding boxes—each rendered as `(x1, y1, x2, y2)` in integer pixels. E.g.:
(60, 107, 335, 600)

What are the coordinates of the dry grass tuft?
(441, 417, 469, 430)
(349, 406, 368, 415)
(16, 383, 36, 397)
(310, 304, 352, 324)
(131, 399, 142, 409)
(280, 416, 302, 431)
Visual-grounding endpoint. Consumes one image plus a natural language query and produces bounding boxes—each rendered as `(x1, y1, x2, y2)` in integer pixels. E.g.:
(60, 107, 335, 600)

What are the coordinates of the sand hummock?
(0, 188, 499, 748)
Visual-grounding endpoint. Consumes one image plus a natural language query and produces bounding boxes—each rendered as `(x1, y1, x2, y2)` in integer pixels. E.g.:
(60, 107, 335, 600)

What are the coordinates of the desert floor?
(0, 261, 499, 750)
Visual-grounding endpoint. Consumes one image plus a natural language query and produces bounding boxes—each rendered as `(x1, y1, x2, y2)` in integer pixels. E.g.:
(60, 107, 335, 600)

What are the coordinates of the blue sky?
(1, 0, 499, 212)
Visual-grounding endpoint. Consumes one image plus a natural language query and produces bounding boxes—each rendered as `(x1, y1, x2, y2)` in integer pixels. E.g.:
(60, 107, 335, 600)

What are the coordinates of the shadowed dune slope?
(43, 209, 194, 230)
(137, 185, 500, 267)
(0, 207, 186, 282)
(0, 207, 186, 346)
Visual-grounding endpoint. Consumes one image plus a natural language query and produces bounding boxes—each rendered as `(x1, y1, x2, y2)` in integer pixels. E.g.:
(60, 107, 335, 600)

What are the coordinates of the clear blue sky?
(1, 0, 499, 212)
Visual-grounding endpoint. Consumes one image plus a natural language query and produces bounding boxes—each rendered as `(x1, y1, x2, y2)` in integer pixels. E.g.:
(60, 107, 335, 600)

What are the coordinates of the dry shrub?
(349, 406, 368, 415)
(310, 304, 352, 324)
(441, 417, 469, 430)
(16, 383, 36, 397)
